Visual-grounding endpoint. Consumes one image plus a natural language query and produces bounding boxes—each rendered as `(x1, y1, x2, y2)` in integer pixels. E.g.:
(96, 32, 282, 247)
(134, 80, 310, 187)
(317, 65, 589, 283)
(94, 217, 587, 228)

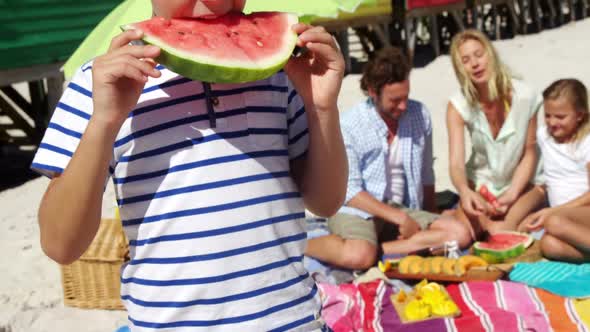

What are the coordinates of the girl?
(519, 79, 590, 262)
(446, 29, 544, 240)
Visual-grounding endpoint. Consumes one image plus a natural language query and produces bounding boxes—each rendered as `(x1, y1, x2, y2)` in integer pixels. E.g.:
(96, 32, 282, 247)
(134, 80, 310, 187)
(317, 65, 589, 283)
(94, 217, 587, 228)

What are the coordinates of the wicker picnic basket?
(60, 218, 129, 310)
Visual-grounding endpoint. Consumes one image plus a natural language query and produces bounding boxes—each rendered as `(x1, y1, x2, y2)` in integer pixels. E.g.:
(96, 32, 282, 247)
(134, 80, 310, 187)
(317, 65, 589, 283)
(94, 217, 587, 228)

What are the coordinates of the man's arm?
(347, 191, 405, 223)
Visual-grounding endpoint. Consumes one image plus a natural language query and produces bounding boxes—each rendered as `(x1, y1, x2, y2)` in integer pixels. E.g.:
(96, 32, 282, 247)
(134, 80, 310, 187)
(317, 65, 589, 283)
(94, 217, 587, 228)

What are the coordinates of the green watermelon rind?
(121, 13, 298, 83)
(473, 242, 525, 263)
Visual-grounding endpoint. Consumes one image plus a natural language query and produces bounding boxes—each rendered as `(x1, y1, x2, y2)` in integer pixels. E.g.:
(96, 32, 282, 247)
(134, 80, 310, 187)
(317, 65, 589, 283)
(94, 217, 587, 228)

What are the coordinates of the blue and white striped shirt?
(339, 99, 435, 218)
(32, 64, 324, 331)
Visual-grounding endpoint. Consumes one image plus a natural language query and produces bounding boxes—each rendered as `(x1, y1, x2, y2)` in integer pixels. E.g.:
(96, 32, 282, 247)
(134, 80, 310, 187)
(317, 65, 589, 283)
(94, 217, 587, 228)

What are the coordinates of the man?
(305, 47, 470, 269)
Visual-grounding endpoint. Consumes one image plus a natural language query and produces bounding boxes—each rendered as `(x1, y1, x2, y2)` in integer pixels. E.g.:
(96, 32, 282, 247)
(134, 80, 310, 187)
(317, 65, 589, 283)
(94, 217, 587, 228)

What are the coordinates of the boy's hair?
(450, 29, 513, 108)
(543, 78, 590, 143)
(360, 47, 411, 96)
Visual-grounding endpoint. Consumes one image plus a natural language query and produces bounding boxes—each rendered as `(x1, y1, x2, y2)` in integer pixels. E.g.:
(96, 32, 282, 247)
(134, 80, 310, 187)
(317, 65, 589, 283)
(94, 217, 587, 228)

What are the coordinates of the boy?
(32, 1, 347, 330)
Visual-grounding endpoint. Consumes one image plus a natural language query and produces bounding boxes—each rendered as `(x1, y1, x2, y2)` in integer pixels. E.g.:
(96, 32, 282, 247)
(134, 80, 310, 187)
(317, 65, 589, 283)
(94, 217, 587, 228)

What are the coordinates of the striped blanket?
(320, 280, 590, 332)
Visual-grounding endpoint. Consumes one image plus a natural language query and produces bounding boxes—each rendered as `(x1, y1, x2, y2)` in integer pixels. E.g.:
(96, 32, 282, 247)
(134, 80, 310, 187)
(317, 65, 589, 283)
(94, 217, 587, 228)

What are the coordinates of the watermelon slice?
(479, 184, 500, 209)
(473, 231, 533, 263)
(122, 12, 298, 83)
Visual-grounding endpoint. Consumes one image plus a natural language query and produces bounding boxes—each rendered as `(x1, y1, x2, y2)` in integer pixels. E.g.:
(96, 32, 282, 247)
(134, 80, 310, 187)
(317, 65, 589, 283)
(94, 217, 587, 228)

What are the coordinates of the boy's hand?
(92, 30, 161, 128)
(284, 24, 345, 112)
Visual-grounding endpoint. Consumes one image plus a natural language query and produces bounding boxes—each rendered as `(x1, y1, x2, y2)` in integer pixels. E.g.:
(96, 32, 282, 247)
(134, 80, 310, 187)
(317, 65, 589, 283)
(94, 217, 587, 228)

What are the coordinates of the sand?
(1, 18, 589, 331)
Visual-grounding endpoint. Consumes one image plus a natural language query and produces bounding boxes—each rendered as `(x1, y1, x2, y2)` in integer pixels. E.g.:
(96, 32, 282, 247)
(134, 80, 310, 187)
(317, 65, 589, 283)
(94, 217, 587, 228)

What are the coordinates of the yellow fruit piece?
(415, 279, 429, 291)
(454, 260, 467, 276)
(378, 260, 392, 273)
(455, 255, 489, 276)
(432, 300, 459, 316)
(404, 299, 432, 321)
(430, 256, 446, 274)
(424, 282, 441, 291)
(441, 258, 457, 275)
(408, 258, 425, 274)
(399, 255, 423, 274)
(459, 255, 489, 269)
(421, 258, 432, 274)
(420, 290, 447, 305)
(396, 289, 407, 303)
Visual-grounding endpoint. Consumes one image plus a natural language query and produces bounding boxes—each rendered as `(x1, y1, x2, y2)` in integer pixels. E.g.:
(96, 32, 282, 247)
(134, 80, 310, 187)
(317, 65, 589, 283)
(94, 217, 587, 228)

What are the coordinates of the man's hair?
(360, 47, 411, 95)
(543, 78, 590, 144)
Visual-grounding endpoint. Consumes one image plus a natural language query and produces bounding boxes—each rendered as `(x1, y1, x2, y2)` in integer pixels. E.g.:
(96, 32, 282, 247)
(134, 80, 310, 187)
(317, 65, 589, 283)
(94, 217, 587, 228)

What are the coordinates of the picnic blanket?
(320, 280, 590, 331)
(509, 261, 590, 298)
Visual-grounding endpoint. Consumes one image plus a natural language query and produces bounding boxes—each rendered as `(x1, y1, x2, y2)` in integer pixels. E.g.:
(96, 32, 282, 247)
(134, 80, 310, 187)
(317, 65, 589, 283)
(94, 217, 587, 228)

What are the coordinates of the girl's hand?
(284, 24, 345, 112)
(91, 30, 161, 129)
(460, 188, 493, 217)
(520, 208, 554, 232)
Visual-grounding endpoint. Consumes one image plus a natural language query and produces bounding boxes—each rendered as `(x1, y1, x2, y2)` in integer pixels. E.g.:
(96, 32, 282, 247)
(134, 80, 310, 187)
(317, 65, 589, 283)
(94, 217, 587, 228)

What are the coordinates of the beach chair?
(311, 0, 393, 73)
(402, 0, 467, 57)
(472, 0, 521, 38)
(0, 0, 120, 146)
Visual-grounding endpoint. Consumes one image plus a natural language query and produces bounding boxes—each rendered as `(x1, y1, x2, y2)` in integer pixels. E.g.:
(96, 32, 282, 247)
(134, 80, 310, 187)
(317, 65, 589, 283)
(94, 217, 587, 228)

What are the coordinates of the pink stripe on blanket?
(463, 281, 522, 332)
(497, 280, 552, 332)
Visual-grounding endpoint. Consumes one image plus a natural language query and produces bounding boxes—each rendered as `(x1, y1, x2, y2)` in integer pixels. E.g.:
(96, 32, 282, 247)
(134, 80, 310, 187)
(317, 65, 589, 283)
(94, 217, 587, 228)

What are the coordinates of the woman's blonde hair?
(543, 79, 590, 143)
(450, 29, 513, 108)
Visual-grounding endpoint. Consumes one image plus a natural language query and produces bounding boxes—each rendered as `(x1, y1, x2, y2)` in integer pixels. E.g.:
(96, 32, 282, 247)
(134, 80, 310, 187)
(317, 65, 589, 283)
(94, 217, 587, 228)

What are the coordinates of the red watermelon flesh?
(473, 231, 533, 263)
(477, 233, 532, 249)
(123, 12, 298, 83)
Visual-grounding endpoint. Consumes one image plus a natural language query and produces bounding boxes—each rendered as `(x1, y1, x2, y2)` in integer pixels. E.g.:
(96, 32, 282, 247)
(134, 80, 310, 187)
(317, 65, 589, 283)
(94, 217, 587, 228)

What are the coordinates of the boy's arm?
(285, 24, 347, 217)
(38, 30, 161, 264)
(39, 119, 121, 264)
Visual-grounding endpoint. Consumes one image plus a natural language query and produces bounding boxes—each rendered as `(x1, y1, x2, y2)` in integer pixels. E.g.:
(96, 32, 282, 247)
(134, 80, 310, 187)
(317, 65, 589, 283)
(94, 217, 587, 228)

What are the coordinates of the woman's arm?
(498, 116, 539, 206)
(447, 102, 489, 216)
(447, 103, 469, 194)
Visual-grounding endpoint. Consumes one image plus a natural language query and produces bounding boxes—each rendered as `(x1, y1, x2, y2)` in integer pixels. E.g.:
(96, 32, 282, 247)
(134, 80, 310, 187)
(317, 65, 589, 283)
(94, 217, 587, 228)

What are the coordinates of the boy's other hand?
(92, 29, 161, 128)
(284, 24, 345, 112)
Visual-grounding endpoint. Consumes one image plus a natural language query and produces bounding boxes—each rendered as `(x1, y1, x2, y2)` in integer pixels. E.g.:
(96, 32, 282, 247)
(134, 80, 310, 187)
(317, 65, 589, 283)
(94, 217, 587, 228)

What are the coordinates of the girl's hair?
(543, 78, 590, 143)
(449, 29, 513, 108)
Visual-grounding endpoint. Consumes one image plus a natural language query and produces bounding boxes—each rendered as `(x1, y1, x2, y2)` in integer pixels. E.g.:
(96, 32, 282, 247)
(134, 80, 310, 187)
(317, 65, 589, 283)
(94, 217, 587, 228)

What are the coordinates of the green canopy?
(63, 0, 378, 79)
(0, 0, 121, 71)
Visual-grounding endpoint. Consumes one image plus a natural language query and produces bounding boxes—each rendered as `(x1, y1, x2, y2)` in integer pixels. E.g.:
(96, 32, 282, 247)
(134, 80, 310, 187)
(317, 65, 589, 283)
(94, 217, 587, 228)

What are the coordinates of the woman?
(446, 29, 544, 239)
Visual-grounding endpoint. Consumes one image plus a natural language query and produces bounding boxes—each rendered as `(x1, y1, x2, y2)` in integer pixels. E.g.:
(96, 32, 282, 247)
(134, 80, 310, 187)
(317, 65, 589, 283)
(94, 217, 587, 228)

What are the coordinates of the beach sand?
(1, 18, 589, 331)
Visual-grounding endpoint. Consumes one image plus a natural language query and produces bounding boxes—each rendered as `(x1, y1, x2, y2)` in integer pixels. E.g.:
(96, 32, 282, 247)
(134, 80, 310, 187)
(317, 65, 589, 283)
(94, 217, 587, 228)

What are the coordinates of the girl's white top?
(537, 125, 590, 206)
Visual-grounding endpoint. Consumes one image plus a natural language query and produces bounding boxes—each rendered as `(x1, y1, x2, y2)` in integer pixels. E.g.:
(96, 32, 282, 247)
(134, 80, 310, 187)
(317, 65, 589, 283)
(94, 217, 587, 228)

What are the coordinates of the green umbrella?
(63, 0, 377, 79)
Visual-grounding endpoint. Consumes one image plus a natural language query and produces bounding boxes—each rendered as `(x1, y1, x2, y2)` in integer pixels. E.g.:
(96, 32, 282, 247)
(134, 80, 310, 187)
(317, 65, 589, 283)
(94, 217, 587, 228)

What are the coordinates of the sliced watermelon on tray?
(122, 12, 298, 83)
(473, 231, 533, 263)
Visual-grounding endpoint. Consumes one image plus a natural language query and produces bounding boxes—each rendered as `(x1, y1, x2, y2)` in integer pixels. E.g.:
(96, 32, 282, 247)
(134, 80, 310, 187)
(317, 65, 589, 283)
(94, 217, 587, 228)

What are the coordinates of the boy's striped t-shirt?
(32, 64, 323, 331)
